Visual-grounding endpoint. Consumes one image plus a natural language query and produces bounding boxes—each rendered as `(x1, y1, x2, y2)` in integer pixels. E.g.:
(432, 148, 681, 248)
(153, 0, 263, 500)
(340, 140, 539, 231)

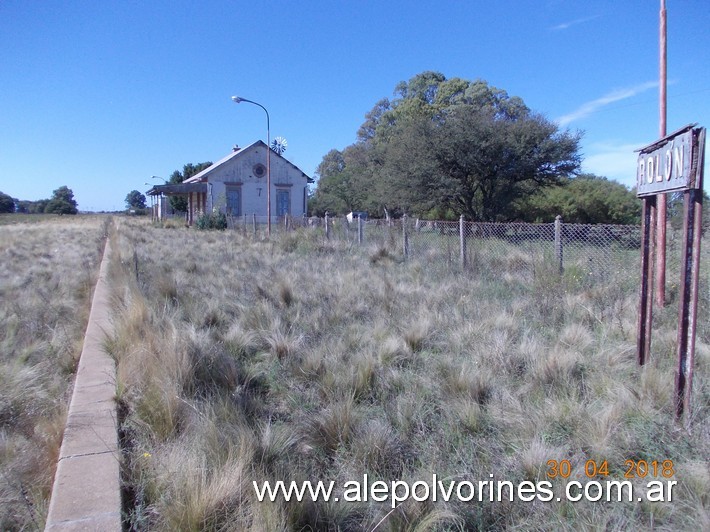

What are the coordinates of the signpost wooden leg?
(675, 190, 699, 421)
(637, 196, 657, 366)
(675, 134, 704, 424)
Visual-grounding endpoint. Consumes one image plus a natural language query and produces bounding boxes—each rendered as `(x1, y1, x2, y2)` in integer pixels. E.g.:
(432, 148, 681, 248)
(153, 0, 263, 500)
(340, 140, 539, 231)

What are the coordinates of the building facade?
(147, 141, 313, 225)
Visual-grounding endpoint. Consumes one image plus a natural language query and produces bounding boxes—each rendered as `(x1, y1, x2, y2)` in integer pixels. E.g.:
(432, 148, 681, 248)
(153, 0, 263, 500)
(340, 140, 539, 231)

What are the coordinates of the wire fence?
(219, 212, 710, 298)
(233, 215, 645, 281)
(176, 210, 710, 337)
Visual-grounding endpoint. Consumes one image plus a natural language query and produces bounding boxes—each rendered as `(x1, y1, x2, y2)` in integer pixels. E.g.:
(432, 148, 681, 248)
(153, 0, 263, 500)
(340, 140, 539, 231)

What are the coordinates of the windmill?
(271, 136, 288, 155)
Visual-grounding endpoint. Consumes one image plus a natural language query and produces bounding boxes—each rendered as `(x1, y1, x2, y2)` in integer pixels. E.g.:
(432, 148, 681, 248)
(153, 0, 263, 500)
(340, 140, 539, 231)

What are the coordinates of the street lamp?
(231, 95, 271, 235)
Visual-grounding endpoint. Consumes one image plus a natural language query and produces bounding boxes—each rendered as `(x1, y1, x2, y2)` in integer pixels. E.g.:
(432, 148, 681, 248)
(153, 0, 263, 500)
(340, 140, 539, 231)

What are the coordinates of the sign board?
(635, 121, 706, 426)
(636, 124, 705, 197)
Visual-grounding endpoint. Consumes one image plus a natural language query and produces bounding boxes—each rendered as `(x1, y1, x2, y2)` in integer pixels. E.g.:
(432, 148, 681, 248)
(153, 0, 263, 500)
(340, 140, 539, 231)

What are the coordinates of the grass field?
(0, 214, 107, 528)
(107, 218, 709, 531)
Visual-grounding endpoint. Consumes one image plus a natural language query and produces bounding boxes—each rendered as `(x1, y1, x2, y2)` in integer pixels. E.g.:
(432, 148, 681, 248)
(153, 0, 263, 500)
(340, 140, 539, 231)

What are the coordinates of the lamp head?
(231, 96, 244, 103)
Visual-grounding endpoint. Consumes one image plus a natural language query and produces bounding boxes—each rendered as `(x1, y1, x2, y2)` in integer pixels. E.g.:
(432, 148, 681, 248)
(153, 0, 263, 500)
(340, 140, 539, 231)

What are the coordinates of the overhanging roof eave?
(146, 183, 208, 196)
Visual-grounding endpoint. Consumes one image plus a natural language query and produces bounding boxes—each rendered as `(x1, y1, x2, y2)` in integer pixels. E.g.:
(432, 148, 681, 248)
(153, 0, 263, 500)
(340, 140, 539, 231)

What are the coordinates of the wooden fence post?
(555, 215, 563, 275)
(325, 212, 330, 240)
(357, 215, 363, 245)
(252, 213, 257, 237)
(459, 215, 467, 269)
(403, 214, 409, 258)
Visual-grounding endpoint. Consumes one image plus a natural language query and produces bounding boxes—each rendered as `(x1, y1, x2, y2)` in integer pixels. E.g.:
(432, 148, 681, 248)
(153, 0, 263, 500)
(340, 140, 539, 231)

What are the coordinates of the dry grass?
(106, 218, 710, 530)
(0, 215, 107, 529)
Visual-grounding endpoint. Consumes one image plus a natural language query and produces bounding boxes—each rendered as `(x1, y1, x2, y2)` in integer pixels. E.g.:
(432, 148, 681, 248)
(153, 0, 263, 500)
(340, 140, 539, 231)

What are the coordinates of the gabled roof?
(183, 140, 314, 184)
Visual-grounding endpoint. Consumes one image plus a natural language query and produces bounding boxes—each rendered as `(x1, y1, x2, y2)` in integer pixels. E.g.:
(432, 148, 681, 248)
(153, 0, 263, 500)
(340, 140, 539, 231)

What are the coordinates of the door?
(276, 189, 290, 216)
(226, 186, 241, 216)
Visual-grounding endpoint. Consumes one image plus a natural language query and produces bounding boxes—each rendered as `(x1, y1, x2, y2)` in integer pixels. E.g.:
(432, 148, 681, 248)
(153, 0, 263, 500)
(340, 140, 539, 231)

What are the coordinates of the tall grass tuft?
(0, 215, 106, 528)
(106, 218, 710, 530)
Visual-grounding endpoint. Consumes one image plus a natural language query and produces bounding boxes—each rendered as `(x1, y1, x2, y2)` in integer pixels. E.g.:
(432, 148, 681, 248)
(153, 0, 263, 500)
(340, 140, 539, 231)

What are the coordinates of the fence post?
(555, 215, 563, 275)
(357, 215, 363, 245)
(403, 214, 409, 258)
(252, 213, 257, 237)
(325, 212, 330, 240)
(459, 215, 467, 269)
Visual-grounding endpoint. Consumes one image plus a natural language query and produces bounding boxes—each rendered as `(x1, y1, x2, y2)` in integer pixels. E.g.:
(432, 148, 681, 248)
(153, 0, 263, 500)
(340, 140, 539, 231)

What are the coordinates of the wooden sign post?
(636, 124, 706, 424)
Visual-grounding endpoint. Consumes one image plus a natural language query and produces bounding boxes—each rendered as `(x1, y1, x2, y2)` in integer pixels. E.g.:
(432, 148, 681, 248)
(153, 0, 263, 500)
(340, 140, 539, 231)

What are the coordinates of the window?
(253, 164, 266, 178)
(276, 189, 290, 216)
(226, 186, 241, 216)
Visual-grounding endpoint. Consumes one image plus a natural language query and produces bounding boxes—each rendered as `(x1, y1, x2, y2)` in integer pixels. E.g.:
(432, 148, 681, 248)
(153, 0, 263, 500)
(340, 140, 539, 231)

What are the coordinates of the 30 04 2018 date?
(545, 459, 675, 480)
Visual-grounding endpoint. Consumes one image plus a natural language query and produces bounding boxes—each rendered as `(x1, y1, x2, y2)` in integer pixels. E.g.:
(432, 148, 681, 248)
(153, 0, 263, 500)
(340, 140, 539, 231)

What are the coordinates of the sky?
(1, 0, 709, 212)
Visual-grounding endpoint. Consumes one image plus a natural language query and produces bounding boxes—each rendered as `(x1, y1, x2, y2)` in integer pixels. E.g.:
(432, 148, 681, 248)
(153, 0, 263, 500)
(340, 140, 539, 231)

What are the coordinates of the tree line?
(309, 71, 641, 225)
(0, 186, 78, 215)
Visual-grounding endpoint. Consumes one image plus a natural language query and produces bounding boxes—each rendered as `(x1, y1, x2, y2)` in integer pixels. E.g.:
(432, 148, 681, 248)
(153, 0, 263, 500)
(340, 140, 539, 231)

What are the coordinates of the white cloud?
(581, 141, 644, 187)
(556, 81, 658, 127)
(551, 15, 602, 31)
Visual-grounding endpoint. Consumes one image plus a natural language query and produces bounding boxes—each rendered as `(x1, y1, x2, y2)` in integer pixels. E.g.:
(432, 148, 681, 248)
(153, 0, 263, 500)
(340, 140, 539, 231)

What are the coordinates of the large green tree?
(168, 162, 212, 212)
(44, 186, 78, 215)
(0, 191, 14, 213)
(125, 190, 147, 210)
(313, 71, 581, 220)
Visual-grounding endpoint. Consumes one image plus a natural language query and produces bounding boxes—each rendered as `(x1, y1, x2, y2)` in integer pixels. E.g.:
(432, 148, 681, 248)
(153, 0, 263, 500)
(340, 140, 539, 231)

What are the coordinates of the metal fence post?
(555, 215, 563, 275)
(460, 215, 467, 269)
(252, 213, 257, 237)
(403, 214, 409, 258)
(357, 215, 363, 245)
(325, 212, 330, 240)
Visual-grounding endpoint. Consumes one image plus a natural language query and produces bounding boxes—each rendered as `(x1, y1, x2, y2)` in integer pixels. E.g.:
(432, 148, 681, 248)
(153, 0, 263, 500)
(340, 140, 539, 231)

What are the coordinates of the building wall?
(205, 144, 309, 220)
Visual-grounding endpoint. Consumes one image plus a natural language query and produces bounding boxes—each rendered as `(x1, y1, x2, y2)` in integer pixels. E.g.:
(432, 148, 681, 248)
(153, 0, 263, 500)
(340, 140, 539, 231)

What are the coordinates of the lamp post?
(231, 95, 271, 236)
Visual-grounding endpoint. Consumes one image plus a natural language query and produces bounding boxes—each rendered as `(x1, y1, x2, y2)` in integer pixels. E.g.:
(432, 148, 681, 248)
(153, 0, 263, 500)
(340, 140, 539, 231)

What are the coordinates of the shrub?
(195, 211, 227, 230)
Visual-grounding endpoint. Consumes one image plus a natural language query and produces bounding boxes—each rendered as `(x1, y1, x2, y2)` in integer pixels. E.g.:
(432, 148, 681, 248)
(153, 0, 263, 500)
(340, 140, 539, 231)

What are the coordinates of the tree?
(168, 161, 212, 212)
(125, 190, 147, 210)
(374, 73, 581, 220)
(313, 71, 581, 220)
(432, 106, 580, 220)
(44, 186, 78, 215)
(309, 145, 377, 216)
(0, 191, 14, 213)
(17, 199, 50, 214)
(516, 174, 642, 224)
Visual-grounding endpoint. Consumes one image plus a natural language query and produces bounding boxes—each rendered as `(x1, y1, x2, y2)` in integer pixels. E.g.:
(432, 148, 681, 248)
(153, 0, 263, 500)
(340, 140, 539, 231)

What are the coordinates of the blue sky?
(1, 0, 708, 212)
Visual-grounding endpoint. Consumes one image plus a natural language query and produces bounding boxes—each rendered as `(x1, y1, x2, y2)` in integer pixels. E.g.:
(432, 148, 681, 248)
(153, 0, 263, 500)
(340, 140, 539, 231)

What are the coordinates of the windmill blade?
(271, 136, 288, 155)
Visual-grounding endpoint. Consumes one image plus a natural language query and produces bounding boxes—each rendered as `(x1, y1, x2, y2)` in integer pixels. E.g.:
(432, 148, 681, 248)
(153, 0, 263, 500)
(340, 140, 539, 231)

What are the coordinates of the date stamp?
(546, 459, 675, 479)
(543, 459, 677, 503)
